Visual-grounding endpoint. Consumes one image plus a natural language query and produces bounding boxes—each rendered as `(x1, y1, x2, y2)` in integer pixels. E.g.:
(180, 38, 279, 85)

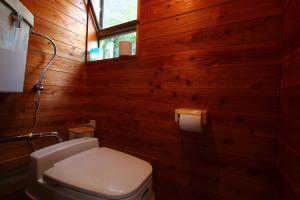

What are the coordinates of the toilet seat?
(43, 147, 152, 199)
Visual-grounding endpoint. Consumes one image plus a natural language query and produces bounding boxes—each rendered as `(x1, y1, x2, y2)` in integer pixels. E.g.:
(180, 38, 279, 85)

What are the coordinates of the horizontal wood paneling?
(140, 15, 282, 56)
(140, 0, 282, 40)
(66, 0, 87, 11)
(89, 64, 279, 90)
(88, 41, 281, 73)
(26, 50, 86, 74)
(33, 17, 86, 49)
(28, 36, 85, 62)
(87, 0, 282, 199)
(89, 87, 278, 114)
(38, 0, 87, 24)
(0, 0, 288, 199)
(21, 0, 86, 37)
(140, 0, 235, 24)
(0, 0, 88, 198)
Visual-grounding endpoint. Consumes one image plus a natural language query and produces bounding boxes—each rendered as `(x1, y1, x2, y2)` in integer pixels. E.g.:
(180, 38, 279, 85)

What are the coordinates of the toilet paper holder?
(175, 108, 208, 132)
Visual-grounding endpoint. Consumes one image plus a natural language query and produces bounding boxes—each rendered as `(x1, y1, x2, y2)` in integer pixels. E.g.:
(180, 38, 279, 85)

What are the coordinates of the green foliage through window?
(103, 0, 137, 29)
(99, 32, 136, 60)
(90, 0, 138, 60)
(91, 0, 137, 29)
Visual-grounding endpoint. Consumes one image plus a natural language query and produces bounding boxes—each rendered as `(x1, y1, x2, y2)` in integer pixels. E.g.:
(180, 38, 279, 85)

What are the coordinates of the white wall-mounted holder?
(175, 108, 208, 133)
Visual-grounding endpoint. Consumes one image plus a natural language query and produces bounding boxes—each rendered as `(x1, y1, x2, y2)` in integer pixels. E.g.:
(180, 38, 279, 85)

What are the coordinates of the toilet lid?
(43, 147, 152, 199)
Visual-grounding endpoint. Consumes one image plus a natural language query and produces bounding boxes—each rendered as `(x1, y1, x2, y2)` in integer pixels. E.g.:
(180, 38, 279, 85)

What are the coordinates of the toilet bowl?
(26, 138, 154, 200)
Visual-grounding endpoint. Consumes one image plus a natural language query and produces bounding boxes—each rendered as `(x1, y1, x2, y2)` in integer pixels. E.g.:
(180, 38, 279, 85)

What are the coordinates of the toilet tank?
(0, 0, 34, 93)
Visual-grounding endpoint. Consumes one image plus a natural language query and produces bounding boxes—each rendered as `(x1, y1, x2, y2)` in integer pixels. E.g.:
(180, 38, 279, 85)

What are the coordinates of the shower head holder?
(33, 83, 44, 92)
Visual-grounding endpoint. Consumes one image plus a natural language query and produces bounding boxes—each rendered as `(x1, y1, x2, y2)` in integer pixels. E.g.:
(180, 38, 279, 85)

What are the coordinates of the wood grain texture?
(140, 0, 283, 40)
(140, 0, 235, 24)
(278, 0, 300, 198)
(140, 15, 282, 56)
(66, 0, 87, 11)
(87, 0, 282, 199)
(0, 0, 290, 199)
(0, 0, 88, 198)
(21, 0, 86, 37)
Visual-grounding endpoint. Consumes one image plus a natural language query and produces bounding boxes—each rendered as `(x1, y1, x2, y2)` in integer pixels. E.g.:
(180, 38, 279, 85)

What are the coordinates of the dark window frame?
(88, 0, 138, 40)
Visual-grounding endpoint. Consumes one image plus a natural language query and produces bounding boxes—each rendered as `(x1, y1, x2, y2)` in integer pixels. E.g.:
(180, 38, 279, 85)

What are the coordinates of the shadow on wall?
(181, 121, 219, 199)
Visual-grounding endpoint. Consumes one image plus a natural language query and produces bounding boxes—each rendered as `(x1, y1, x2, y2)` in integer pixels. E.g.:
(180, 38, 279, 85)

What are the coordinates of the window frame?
(88, 0, 139, 59)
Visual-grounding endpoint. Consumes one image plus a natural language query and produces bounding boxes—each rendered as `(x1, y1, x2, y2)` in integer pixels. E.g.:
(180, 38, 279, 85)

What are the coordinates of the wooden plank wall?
(87, 0, 283, 199)
(0, 0, 88, 199)
(278, 0, 300, 199)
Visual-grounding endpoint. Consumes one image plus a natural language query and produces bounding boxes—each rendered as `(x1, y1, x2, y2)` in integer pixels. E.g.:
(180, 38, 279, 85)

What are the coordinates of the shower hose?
(30, 31, 57, 134)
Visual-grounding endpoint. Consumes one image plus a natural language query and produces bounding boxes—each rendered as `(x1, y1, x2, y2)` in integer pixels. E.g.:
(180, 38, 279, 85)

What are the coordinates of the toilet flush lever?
(11, 12, 23, 28)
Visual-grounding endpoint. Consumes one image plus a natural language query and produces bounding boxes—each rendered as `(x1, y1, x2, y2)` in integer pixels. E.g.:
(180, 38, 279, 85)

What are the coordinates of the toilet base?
(26, 139, 154, 200)
(26, 175, 154, 200)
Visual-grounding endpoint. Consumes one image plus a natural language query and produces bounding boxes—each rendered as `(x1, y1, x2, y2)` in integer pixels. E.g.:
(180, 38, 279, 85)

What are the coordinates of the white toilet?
(26, 138, 154, 200)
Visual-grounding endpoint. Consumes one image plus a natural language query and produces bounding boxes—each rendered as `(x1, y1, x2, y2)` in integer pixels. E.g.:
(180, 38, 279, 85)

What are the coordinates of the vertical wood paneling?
(87, 0, 282, 199)
(0, 0, 87, 199)
(279, 0, 300, 198)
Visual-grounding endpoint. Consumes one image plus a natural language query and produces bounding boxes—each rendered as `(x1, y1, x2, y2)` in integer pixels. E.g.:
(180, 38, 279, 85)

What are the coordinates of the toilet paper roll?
(119, 41, 132, 56)
(179, 114, 202, 133)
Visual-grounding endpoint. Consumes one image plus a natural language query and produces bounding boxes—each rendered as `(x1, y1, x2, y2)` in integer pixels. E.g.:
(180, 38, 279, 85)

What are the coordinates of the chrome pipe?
(0, 132, 63, 143)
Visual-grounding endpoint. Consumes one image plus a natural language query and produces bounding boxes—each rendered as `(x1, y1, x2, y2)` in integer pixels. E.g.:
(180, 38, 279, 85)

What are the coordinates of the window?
(89, 0, 138, 60)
